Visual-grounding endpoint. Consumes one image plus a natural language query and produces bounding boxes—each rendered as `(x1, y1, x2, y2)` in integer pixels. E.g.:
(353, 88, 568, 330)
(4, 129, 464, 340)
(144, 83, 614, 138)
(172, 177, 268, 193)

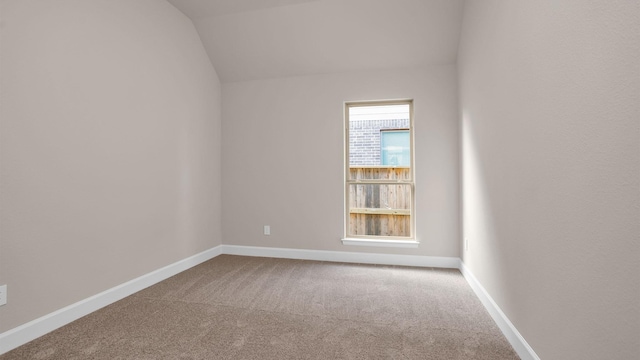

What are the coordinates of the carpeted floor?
(1, 255, 519, 359)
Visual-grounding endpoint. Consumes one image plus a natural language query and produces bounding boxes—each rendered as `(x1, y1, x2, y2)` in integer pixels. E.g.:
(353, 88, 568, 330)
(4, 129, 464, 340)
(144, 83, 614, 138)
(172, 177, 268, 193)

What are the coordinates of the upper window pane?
(348, 104, 410, 167)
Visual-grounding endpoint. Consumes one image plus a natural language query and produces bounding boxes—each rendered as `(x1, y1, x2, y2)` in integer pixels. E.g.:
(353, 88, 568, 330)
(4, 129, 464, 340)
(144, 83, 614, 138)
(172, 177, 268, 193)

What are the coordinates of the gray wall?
(0, 0, 222, 332)
(222, 65, 460, 257)
(457, 0, 639, 358)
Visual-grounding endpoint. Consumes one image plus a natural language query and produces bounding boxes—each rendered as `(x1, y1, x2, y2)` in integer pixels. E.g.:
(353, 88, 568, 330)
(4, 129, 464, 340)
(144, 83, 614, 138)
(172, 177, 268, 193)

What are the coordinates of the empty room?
(0, 0, 638, 359)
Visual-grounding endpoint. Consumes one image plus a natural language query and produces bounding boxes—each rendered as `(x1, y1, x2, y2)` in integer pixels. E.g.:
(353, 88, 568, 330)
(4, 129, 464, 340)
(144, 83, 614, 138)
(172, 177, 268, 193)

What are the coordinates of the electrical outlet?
(464, 237, 469, 251)
(0, 285, 7, 306)
(263, 225, 271, 236)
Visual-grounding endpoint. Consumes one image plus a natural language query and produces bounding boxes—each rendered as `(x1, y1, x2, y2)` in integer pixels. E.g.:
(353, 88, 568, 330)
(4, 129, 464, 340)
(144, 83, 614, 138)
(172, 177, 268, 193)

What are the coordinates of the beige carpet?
(1, 255, 519, 359)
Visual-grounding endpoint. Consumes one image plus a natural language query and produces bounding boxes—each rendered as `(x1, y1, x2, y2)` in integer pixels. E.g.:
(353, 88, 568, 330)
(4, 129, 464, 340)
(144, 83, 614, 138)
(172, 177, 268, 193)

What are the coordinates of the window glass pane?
(348, 183, 411, 237)
(381, 130, 410, 166)
(348, 104, 410, 167)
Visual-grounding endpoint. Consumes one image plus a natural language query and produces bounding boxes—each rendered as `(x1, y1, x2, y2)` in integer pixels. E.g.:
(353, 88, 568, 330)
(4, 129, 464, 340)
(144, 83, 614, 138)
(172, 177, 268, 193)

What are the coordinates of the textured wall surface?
(458, 0, 639, 359)
(222, 65, 460, 257)
(0, 0, 222, 332)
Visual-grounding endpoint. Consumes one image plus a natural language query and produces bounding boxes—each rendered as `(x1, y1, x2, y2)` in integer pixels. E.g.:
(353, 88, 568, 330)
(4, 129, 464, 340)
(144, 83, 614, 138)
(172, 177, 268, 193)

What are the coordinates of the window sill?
(341, 238, 419, 248)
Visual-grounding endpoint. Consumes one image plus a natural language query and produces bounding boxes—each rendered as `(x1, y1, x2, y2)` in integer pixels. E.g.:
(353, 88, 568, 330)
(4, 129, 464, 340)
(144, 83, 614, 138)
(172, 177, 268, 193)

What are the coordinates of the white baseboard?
(459, 262, 540, 360)
(0, 246, 223, 355)
(221, 245, 461, 268)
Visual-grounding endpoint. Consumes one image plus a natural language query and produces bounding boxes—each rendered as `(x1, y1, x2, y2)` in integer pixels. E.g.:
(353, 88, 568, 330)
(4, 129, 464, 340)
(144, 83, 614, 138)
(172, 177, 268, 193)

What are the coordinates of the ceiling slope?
(166, 0, 322, 18)
(168, 0, 464, 82)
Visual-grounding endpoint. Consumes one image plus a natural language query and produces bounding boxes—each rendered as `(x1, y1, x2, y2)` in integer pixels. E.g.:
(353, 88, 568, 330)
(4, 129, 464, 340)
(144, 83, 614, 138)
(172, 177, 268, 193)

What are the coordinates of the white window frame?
(342, 100, 417, 246)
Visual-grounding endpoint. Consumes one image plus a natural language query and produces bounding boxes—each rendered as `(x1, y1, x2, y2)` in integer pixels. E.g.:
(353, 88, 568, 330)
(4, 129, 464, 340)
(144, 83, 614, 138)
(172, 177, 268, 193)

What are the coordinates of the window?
(381, 130, 410, 166)
(344, 100, 415, 241)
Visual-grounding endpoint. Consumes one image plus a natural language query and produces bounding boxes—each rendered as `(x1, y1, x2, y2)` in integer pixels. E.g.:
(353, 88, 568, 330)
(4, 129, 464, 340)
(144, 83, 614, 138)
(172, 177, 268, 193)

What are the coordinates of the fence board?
(348, 167, 411, 237)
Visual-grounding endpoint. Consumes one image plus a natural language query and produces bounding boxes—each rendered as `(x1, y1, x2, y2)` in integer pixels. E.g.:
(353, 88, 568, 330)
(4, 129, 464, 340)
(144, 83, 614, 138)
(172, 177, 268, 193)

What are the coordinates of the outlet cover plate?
(0, 285, 6, 306)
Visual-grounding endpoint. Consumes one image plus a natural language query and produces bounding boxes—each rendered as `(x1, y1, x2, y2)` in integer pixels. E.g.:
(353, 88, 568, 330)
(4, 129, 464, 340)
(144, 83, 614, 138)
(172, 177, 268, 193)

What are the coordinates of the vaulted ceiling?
(167, 0, 465, 82)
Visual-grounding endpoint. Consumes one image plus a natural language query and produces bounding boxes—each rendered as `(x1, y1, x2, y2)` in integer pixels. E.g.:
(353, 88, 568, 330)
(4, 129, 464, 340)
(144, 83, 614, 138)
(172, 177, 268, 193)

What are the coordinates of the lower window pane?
(348, 183, 411, 237)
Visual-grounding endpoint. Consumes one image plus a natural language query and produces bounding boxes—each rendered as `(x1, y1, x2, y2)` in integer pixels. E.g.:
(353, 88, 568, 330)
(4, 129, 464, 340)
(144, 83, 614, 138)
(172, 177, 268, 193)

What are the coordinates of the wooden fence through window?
(348, 166, 411, 237)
